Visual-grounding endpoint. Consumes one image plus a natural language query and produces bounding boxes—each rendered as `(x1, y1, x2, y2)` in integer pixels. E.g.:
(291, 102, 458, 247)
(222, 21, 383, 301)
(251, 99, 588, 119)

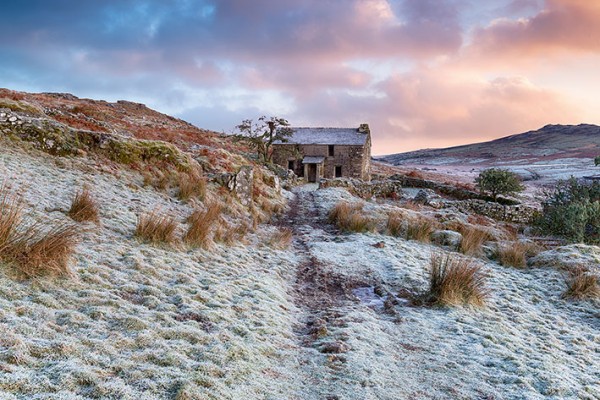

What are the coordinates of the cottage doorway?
(307, 164, 317, 182)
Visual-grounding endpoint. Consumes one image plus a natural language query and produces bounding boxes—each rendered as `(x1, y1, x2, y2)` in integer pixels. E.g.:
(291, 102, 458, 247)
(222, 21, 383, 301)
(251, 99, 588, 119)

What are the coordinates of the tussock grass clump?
(427, 253, 488, 307)
(177, 171, 207, 202)
(68, 187, 99, 223)
(458, 225, 491, 256)
(0, 185, 22, 248)
(329, 201, 375, 233)
(497, 242, 527, 268)
(563, 267, 600, 300)
(135, 210, 178, 245)
(406, 218, 437, 243)
(184, 202, 222, 249)
(3, 222, 81, 279)
(1, 184, 80, 279)
(268, 227, 293, 249)
(497, 241, 540, 268)
(386, 211, 405, 237)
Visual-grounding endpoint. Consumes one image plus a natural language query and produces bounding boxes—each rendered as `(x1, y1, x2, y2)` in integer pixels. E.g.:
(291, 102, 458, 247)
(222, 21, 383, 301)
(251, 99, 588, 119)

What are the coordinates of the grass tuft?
(135, 210, 178, 245)
(177, 171, 207, 202)
(68, 187, 100, 223)
(184, 202, 222, 249)
(386, 211, 405, 237)
(497, 241, 539, 268)
(329, 201, 375, 233)
(406, 217, 437, 243)
(1, 184, 80, 279)
(563, 267, 600, 300)
(427, 252, 488, 307)
(0, 184, 23, 248)
(458, 225, 491, 256)
(3, 222, 81, 279)
(268, 227, 293, 249)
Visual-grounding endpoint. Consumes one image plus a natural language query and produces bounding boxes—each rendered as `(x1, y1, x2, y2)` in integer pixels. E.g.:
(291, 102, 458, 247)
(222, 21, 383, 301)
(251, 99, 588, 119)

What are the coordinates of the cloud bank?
(0, 0, 597, 154)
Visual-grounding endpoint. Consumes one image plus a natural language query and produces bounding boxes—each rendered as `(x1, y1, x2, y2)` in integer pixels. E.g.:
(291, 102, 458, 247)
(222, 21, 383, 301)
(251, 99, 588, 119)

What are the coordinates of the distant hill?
(378, 124, 600, 166)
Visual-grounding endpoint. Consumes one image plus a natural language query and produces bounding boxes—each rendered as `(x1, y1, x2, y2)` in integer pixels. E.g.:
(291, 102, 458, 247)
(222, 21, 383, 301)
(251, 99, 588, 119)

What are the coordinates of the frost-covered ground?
(291, 188, 600, 400)
(0, 143, 306, 399)
(1, 142, 599, 399)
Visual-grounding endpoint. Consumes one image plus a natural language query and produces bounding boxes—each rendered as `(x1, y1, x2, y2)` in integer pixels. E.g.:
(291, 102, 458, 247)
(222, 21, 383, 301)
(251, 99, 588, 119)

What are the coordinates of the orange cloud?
(367, 70, 582, 154)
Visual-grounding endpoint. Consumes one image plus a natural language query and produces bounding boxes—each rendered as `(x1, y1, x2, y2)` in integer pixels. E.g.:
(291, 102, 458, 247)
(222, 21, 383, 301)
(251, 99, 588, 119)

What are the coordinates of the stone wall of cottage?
(271, 143, 369, 180)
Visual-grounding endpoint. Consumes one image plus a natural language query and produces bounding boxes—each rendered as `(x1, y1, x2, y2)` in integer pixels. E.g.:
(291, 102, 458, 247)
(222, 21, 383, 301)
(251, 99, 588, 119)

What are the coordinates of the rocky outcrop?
(529, 244, 600, 273)
(1, 108, 193, 171)
(211, 166, 255, 206)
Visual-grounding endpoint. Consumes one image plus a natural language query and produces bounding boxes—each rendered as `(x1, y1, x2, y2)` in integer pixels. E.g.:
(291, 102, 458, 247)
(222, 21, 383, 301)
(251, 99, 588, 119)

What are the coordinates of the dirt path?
(279, 186, 361, 399)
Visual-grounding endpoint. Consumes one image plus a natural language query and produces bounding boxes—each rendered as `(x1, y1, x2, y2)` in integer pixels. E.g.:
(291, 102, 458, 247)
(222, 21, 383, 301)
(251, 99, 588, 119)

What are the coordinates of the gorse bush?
(534, 177, 600, 244)
(475, 168, 524, 201)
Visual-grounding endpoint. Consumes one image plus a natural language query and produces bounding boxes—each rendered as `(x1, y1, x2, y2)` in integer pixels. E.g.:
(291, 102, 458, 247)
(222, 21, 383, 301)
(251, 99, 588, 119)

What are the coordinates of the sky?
(1, 0, 599, 155)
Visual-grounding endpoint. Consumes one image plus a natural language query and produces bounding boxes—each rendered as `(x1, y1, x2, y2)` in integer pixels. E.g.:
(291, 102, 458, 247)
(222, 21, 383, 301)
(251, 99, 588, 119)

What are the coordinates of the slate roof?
(302, 156, 326, 164)
(275, 127, 369, 146)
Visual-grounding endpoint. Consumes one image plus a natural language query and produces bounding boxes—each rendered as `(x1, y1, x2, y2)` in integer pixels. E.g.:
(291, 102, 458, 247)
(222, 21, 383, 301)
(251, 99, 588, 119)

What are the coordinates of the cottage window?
(328, 145, 334, 157)
(335, 166, 342, 178)
(288, 160, 294, 171)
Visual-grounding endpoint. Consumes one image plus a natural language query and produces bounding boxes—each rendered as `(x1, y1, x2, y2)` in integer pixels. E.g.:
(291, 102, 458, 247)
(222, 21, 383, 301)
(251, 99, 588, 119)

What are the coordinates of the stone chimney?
(358, 123, 370, 134)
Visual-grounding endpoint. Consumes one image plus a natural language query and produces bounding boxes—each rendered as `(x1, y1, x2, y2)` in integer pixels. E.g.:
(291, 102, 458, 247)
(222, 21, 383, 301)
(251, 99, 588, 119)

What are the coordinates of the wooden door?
(307, 164, 317, 182)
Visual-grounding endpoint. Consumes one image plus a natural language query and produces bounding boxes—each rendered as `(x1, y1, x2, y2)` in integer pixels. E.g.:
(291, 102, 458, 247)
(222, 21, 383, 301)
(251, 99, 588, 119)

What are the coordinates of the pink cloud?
(471, 0, 600, 58)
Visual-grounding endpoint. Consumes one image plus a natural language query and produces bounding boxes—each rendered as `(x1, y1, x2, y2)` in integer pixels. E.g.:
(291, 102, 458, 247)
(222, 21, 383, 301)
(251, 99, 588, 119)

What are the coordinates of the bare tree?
(235, 116, 293, 163)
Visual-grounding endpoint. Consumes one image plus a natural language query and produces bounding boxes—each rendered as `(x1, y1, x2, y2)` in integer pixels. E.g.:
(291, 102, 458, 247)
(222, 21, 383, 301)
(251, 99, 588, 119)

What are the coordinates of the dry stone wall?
(453, 199, 538, 223)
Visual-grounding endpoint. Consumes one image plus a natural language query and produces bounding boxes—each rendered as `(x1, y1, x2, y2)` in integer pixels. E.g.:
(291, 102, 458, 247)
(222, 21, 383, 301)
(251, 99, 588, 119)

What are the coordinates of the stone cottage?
(272, 124, 371, 182)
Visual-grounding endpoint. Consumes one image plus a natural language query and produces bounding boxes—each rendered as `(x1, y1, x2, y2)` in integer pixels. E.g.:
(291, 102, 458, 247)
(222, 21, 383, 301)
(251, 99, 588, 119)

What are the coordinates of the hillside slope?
(379, 124, 600, 166)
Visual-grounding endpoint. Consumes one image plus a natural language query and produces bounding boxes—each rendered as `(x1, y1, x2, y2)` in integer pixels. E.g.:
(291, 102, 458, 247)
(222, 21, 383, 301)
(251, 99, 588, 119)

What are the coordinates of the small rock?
(319, 341, 350, 354)
(8, 116, 17, 122)
(413, 189, 430, 204)
(372, 241, 385, 248)
(431, 230, 463, 250)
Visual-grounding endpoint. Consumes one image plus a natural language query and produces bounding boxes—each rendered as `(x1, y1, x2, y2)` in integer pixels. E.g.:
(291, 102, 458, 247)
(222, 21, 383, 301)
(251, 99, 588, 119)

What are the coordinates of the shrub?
(427, 253, 488, 307)
(184, 203, 222, 249)
(328, 201, 375, 233)
(268, 227, 293, 249)
(135, 210, 178, 245)
(458, 225, 491, 256)
(177, 171, 207, 202)
(475, 168, 524, 201)
(563, 267, 600, 300)
(406, 218, 437, 243)
(68, 187, 100, 223)
(534, 177, 600, 244)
